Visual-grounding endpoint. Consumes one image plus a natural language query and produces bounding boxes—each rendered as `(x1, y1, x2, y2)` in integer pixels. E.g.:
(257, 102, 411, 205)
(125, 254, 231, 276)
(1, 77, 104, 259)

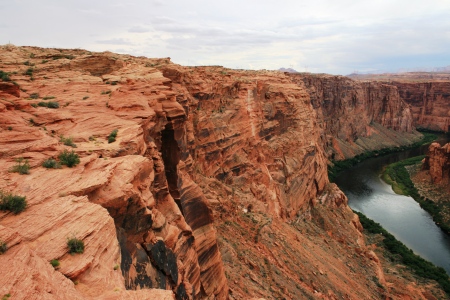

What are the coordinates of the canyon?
(0, 45, 449, 299)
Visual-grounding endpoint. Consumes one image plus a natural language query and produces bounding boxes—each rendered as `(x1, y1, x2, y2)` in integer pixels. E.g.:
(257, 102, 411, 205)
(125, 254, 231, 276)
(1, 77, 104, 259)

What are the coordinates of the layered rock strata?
(392, 82, 450, 132)
(423, 142, 450, 184)
(0, 45, 444, 299)
(288, 73, 422, 160)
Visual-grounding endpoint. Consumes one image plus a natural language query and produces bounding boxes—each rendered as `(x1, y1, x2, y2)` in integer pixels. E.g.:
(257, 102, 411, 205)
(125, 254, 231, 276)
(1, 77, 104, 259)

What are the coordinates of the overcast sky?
(1, 0, 449, 74)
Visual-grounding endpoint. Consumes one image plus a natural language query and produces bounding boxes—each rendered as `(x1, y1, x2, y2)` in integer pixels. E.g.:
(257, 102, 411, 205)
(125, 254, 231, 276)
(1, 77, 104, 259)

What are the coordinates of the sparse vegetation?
(42, 158, 61, 169)
(107, 129, 118, 143)
(382, 156, 450, 235)
(9, 157, 30, 174)
(50, 259, 60, 268)
(114, 264, 119, 270)
(0, 190, 27, 214)
(101, 90, 111, 95)
(24, 67, 34, 76)
(30, 93, 39, 99)
(328, 132, 437, 181)
(1, 294, 11, 300)
(82, 96, 89, 100)
(58, 150, 80, 167)
(7, 126, 12, 131)
(0, 70, 11, 81)
(356, 211, 450, 296)
(60, 136, 76, 148)
(43, 96, 55, 100)
(38, 101, 59, 109)
(67, 237, 84, 254)
(0, 240, 7, 254)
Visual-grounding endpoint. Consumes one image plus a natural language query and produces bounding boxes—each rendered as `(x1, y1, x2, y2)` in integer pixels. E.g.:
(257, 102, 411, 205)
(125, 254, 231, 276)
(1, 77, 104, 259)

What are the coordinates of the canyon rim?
(0, 45, 449, 299)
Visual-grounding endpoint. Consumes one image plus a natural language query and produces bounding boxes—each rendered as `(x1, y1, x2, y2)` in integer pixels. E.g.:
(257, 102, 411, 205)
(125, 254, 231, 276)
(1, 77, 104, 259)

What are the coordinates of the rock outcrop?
(392, 81, 450, 133)
(288, 73, 421, 160)
(423, 142, 450, 184)
(0, 45, 444, 300)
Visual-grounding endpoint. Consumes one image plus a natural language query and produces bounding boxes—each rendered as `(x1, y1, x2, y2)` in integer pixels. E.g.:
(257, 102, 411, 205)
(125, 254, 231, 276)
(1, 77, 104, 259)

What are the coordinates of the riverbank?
(328, 132, 437, 181)
(355, 211, 450, 297)
(381, 157, 450, 235)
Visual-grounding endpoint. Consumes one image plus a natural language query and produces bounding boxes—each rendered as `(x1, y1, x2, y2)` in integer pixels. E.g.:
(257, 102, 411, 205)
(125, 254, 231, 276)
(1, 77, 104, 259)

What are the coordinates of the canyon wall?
(0, 46, 443, 299)
(288, 73, 421, 160)
(392, 81, 450, 132)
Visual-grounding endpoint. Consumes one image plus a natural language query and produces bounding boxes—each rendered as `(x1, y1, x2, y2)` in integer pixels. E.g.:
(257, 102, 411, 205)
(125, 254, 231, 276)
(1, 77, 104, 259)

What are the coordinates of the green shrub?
(24, 68, 34, 76)
(50, 259, 60, 268)
(42, 158, 61, 169)
(43, 96, 55, 100)
(67, 237, 84, 254)
(58, 150, 80, 167)
(0, 240, 7, 254)
(0, 70, 11, 82)
(30, 93, 39, 99)
(0, 191, 27, 214)
(82, 96, 89, 100)
(60, 136, 76, 148)
(107, 129, 118, 143)
(355, 211, 450, 296)
(10, 157, 30, 174)
(38, 101, 59, 109)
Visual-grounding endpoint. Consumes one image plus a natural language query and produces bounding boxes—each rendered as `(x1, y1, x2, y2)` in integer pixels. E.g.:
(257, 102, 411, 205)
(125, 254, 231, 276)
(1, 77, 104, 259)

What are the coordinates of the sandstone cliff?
(392, 82, 450, 133)
(349, 73, 450, 133)
(288, 73, 422, 160)
(0, 45, 444, 300)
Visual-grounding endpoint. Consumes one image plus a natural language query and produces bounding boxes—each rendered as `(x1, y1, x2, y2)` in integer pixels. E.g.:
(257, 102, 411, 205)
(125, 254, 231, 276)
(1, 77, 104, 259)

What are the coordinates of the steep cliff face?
(423, 142, 450, 184)
(0, 46, 444, 300)
(0, 46, 225, 299)
(287, 73, 421, 160)
(392, 81, 450, 132)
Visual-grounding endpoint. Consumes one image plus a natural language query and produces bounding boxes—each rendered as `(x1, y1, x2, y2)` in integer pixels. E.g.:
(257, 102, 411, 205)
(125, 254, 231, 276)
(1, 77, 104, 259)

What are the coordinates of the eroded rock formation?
(423, 142, 450, 184)
(288, 73, 421, 160)
(0, 45, 444, 300)
(393, 82, 450, 132)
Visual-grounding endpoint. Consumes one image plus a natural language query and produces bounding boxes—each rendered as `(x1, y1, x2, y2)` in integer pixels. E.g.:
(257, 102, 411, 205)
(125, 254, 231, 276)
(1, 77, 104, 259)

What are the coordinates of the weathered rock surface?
(423, 142, 450, 184)
(0, 45, 445, 300)
(349, 72, 450, 133)
(288, 73, 421, 160)
(393, 81, 450, 132)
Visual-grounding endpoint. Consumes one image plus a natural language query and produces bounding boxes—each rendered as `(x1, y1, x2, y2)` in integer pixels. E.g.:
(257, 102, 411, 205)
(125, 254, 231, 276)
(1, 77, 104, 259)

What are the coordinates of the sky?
(1, 0, 449, 75)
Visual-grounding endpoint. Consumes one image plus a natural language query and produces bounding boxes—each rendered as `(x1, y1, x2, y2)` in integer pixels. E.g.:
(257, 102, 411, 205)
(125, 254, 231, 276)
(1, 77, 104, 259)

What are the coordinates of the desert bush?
(58, 150, 80, 167)
(50, 259, 60, 268)
(0, 70, 11, 81)
(0, 240, 7, 254)
(10, 157, 30, 174)
(42, 158, 61, 169)
(0, 191, 27, 214)
(67, 237, 84, 254)
(60, 136, 76, 147)
(38, 101, 59, 109)
(107, 129, 118, 143)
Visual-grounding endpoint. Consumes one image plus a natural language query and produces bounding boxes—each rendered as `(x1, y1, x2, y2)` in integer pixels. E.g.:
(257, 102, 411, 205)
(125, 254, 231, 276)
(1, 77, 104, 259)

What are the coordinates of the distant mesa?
(278, 67, 299, 73)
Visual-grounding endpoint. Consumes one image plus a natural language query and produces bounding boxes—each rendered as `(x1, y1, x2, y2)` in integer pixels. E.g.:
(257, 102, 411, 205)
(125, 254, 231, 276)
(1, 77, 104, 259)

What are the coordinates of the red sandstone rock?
(423, 142, 450, 184)
(0, 45, 445, 300)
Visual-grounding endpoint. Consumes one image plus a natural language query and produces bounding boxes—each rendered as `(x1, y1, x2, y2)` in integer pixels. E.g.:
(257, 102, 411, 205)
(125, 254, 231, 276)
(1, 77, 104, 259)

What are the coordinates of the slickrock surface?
(0, 45, 445, 299)
(289, 73, 422, 160)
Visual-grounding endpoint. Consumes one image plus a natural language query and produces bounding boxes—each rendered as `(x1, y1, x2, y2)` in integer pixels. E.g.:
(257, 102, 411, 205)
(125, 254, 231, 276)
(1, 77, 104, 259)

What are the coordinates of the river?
(334, 135, 450, 274)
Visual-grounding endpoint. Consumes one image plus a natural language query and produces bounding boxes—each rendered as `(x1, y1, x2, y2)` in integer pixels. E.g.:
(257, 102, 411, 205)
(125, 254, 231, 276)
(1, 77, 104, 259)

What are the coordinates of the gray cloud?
(1, 0, 449, 74)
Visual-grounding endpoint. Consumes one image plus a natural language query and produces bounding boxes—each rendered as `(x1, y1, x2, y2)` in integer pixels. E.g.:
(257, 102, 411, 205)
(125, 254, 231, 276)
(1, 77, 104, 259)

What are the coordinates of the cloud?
(128, 26, 150, 33)
(96, 38, 133, 45)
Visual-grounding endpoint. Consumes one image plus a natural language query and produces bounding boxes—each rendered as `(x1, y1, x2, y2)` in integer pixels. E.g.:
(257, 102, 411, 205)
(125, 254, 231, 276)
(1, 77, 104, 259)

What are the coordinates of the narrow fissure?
(161, 123, 183, 214)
